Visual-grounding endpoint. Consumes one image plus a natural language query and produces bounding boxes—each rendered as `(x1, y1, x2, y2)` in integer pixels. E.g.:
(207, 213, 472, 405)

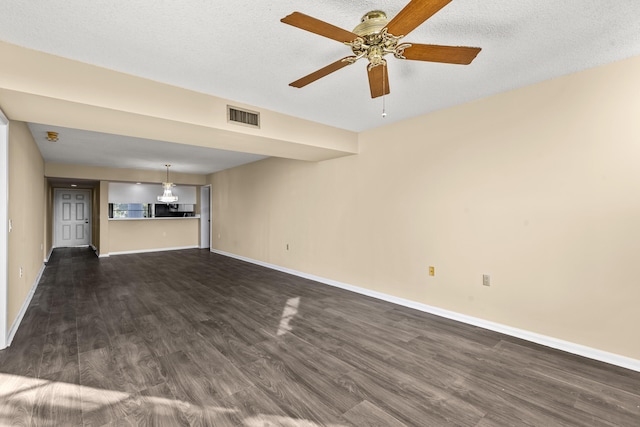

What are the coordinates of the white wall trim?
(90, 244, 108, 258)
(109, 245, 199, 256)
(44, 246, 54, 263)
(212, 249, 640, 373)
(0, 109, 8, 349)
(91, 245, 108, 258)
(6, 263, 45, 347)
(199, 185, 211, 249)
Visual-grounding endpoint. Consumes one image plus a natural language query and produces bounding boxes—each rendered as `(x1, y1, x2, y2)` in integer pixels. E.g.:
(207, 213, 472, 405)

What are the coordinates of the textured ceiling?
(2, 1, 640, 172)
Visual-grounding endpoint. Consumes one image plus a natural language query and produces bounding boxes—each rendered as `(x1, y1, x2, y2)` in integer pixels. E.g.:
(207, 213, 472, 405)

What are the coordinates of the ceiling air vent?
(227, 105, 260, 128)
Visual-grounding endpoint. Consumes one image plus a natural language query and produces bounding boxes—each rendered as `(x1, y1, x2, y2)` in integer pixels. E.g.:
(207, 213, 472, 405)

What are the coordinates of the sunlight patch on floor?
(0, 373, 349, 426)
(244, 414, 347, 426)
(277, 296, 301, 336)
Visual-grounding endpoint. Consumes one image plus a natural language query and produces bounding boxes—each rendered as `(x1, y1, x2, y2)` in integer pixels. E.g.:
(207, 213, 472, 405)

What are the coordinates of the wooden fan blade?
(290, 57, 357, 88)
(368, 64, 390, 99)
(281, 12, 359, 43)
(386, 0, 452, 37)
(401, 43, 481, 64)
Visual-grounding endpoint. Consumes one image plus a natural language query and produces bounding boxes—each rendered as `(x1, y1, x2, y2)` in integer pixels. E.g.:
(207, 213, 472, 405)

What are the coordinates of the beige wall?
(211, 55, 640, 360)
(109, 218, 199, 254)
(42, 180, 53, 260)
(45, 163, 207, 186)
(7, 120, 45, 327)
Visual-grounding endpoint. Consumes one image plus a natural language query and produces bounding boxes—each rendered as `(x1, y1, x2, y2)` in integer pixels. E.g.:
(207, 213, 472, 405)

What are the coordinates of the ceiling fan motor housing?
(350, 11, 403, 69)
(353, 11, 388, 39)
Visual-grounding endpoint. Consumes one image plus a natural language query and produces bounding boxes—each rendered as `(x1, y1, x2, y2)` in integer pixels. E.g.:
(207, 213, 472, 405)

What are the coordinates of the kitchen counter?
(109, 215, 200, 220)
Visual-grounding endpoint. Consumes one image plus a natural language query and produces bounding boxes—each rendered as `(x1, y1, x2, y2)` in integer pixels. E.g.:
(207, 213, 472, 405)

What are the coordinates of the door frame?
(0, 109, 9, 349)
(53, 188, 92, 248)
(200, 185, 211, 249)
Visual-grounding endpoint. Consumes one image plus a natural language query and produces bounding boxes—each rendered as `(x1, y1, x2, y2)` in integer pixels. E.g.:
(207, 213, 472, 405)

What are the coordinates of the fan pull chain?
(382, 64, 387, 118)
(382, 95, 386, 118)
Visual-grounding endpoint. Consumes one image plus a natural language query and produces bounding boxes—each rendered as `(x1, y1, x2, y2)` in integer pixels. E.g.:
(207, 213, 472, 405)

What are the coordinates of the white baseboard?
(109, 245, 199, 256)
(44, 247, 53, 263)
(6, 262, 46, 347)
(212, 249, 640, 373)
(90, 245, 107, 258)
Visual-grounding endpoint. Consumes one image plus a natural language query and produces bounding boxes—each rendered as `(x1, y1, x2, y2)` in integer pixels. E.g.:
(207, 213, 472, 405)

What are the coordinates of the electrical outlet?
(483, 274, 490, 286)
(8, 219, 12, 232)
(429, 266, 435, 276)
(19, 267, 23, 278)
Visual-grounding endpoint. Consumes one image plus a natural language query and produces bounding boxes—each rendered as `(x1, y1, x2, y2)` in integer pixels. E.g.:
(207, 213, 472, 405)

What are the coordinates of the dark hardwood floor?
(1, 247, 639, 426)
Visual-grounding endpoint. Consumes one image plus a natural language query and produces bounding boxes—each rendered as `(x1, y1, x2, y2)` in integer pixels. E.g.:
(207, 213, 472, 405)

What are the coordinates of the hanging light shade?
(157, 164, 178, 203)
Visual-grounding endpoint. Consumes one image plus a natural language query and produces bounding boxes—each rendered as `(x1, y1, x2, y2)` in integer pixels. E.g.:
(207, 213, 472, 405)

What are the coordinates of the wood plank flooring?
(1, 247, 639, 426)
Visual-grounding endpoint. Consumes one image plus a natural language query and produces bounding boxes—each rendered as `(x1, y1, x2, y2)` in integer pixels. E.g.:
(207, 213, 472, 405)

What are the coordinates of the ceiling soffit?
(0, 42, 358, 163)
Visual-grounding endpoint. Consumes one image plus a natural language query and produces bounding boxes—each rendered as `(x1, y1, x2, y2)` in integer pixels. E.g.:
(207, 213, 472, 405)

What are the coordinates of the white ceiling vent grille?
(227, 105, 260, 128)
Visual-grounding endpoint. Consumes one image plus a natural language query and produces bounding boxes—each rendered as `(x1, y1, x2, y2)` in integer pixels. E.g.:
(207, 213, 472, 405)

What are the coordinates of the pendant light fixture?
(157, 164, 178, 203)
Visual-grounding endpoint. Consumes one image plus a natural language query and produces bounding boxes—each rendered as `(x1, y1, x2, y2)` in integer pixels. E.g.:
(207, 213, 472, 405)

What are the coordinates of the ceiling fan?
(281, 0, 481, 99)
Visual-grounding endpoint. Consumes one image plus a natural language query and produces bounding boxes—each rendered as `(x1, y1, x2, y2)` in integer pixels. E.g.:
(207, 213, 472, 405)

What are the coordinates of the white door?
(200, 186, 211, 249)
(54, 189, 91, 247)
